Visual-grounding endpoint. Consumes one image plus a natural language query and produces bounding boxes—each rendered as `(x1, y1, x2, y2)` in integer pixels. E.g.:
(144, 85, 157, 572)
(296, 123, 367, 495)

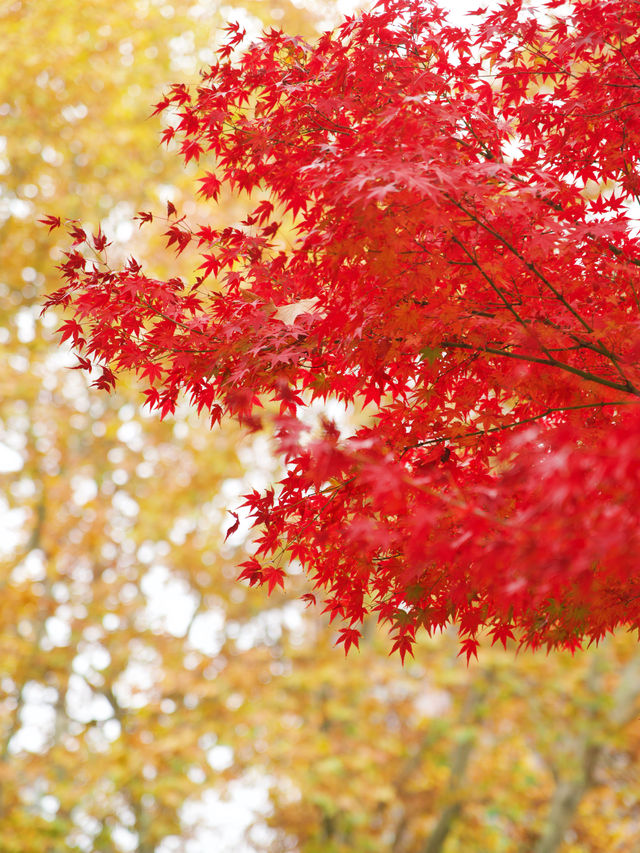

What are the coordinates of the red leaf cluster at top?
(43, 0, 640, 658)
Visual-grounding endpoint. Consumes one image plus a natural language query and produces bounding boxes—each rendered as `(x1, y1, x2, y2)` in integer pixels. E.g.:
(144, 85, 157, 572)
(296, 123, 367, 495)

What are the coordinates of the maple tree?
(44, 0, 640, 660)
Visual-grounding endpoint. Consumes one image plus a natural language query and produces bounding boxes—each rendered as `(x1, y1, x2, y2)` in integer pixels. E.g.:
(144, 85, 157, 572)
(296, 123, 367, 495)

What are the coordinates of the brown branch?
(401, 400, 635, 455)
(441, 339, 640, 396)
(445, 194, 595, 334)
(449, 234, 555, 362)
(444, 196, 638, 389)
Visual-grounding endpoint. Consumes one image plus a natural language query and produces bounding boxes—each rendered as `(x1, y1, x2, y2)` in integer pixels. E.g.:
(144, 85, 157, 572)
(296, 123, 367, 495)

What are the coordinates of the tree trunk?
(420, 733, 475, 853)
(417, 675, 491, 853)
(533, 743, 600, 853)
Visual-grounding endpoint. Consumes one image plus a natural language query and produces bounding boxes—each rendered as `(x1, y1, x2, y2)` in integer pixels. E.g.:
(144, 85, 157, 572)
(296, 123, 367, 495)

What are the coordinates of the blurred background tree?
(0, 1, 326, 849)
(1, 0, 640, 850)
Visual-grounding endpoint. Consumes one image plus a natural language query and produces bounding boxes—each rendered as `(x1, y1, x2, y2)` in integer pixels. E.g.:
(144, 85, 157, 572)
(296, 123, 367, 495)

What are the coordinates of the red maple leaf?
(224, 511, 240, 542)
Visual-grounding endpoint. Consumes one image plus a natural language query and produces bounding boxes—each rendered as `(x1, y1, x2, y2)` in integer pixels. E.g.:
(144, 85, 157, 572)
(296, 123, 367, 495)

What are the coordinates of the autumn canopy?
(43, 0, 640, 660)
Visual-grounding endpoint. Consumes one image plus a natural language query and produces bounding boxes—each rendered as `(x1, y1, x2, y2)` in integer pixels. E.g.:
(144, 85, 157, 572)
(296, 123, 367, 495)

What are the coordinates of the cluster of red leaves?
(43, 0, 640, 660)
